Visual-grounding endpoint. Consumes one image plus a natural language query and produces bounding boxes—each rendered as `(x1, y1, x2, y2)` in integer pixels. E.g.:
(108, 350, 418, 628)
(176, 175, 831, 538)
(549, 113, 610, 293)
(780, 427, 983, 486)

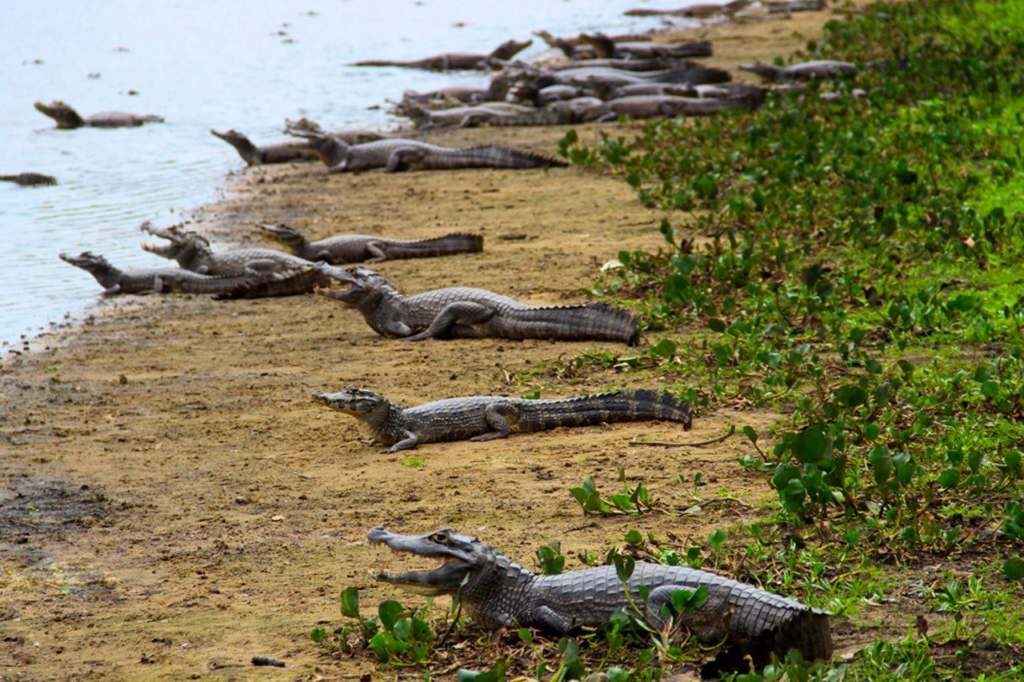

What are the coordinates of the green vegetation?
(314, 0, 1024, 678)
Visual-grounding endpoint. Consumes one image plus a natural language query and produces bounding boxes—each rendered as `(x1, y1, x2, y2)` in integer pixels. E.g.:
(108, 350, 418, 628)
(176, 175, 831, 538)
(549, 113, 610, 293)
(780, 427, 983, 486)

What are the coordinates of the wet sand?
(0, 6, 867, 679)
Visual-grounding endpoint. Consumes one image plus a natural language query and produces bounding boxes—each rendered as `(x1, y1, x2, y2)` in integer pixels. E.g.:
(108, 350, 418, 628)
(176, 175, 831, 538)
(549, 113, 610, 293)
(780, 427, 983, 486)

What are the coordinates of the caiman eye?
(430, 532, 450, 544)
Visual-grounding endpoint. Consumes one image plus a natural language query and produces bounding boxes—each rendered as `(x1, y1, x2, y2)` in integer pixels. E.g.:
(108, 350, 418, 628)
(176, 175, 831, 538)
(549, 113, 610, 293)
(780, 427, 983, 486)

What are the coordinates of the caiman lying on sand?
(257, 224, 483, 264)
(1, 172, 57, 187)
(312, 386, 691, 451)
(366, 527, 832, 675)
(303, 134, 567, 173)
(58, 251, 311, 297)
(34, 101, 164, 129)
(210, 129, 318, 166)
(313, 264, 639, 344)
(139, 224, 332, 296)
(352, 38, 531, 70)
(739, 60, 857, 81)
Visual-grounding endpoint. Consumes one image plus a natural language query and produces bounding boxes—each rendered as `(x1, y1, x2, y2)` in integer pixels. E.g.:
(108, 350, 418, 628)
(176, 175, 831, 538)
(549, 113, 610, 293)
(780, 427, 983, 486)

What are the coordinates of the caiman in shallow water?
(257, 224, 483, 264)
(312, 386, 691, 451)
(211, 129, 318, 166)
(34, 101, 164, 129)
(366, 527, 832, 676)
(313, 264, 638, 344)
(352, 38, 531, 70)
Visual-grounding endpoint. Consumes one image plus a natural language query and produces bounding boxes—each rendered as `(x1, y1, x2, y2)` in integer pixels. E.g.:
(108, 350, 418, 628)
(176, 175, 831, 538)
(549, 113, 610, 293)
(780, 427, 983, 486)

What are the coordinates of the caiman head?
(34, 101, 84, 129)
(257, 223, 306, 249)
(311, 384, 390, 418)
(367, 527, 499, 596)
(312, 264, 386, 307)
(140, 222, 209, 260)
(490, 38, 533, 62)
(210, 128, 256, 154)
(297, 134, 350, 168)
(59, 251, 113, 275)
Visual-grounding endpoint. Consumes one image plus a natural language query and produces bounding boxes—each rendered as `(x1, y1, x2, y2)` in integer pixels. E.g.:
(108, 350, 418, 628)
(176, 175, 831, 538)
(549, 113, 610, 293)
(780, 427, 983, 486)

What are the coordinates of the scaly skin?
(304, 135, 567, 173)
(311, 385, 690, 451)
(257, 224, 483, 264)
(211, 129, 317, 166)
(366, 527, 833, 674)
(314, 264, 639, 344)
(34, 101, 163, 129)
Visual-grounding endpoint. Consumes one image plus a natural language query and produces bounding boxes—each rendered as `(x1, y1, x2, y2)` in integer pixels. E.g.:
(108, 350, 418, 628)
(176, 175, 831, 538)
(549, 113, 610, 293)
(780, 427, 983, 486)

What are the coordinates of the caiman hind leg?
(404, 302, 497, 341)
(364, 241, 389, 263)
(468, 401, 521, 442)
(384, 147, 430, 172)
(644, 584, 732, 642)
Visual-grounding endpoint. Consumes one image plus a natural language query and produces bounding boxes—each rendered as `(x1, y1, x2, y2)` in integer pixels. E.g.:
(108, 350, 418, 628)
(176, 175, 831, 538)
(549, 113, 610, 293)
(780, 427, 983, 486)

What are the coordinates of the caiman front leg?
(387, 430, 421, 453)
(404, 302, 496, 341)
(469, 402, 518, 442)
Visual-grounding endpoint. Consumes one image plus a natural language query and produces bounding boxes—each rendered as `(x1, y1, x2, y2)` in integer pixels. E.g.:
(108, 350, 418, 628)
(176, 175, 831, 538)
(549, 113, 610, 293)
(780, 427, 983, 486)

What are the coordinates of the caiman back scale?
(312, 385, 691, 452)
(368, 527, 833, 673)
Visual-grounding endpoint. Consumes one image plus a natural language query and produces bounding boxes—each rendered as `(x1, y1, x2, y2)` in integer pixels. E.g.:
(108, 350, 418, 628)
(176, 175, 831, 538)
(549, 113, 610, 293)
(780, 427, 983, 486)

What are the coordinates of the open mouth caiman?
(367, 527, 833, 674)
(312, 385, 691, 452)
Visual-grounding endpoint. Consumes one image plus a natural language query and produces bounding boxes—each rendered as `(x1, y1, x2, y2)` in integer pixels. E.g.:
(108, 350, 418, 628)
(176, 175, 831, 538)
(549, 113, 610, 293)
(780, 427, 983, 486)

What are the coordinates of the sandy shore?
(1, 6, 865, 679)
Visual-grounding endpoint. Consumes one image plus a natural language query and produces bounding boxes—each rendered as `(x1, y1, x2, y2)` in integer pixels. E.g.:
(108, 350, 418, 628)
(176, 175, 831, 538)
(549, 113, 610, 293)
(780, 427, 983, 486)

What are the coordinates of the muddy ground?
(1, 6, 873, 680)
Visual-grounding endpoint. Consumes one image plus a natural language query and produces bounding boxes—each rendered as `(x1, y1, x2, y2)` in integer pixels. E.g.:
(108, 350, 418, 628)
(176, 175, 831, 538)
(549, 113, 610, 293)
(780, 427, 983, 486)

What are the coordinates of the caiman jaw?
(366, 526, 478, 595)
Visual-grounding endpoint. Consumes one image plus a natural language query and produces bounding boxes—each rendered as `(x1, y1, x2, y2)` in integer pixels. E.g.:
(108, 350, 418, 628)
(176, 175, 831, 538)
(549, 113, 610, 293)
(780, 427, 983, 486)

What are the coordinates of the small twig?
(629, 425, 736, 448)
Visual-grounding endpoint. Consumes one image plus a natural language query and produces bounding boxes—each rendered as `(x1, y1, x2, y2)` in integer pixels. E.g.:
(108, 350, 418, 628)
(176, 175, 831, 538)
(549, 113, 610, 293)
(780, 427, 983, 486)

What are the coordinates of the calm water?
(0, 0, 696, 346)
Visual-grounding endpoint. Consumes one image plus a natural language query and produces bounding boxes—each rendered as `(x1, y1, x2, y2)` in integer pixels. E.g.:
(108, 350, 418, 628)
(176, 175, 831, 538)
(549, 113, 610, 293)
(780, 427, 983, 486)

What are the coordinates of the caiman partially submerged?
(303, 134, 567, 173)
(58, 251, 307, 297)
(211, 129, 318, 166)
(257, 224, 483, 264)
(366, 527, 832, 675)
(313, 264, 639, 344)
(34, 101, 164, 129)
(312, 386, 691, 451)
(352, 38, 531, 70)
(1, 172, 57, 187)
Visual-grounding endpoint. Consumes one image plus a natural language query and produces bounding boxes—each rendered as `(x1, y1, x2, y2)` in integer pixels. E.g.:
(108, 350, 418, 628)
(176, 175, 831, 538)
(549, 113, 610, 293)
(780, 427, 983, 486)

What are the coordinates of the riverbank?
(1, 5, 870, 680)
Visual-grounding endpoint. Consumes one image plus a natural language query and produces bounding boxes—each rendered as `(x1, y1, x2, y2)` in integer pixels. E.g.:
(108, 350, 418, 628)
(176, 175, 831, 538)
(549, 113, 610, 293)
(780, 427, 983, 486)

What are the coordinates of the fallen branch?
(629, 424, 736, 448)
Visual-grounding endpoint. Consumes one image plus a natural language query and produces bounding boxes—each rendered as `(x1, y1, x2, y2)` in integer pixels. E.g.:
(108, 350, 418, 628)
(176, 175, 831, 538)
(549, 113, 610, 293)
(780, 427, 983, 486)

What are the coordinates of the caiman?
(394, 100, 541, 129)
(140, 224, 333, 296)
(624, 0, 753, 18)
(313, 264, 639, 344)
(58, 251, 306, 297)
(578, 34, 714, 60)
(1, 172, 57, 187)
(34, 100, 164, 129)
(366, 527, 832, 675)
(303, 134, 567, 173)
(211, 129, 318, 166)
(257, 224, 483, 264)
(352, 38, 531, 70)
(739, 60, 857, 82)
(312, 386, 691, 451)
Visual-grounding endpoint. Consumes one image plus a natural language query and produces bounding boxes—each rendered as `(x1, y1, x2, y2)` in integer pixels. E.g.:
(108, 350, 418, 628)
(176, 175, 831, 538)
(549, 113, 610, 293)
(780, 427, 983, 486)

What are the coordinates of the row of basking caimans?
(54, 4, 839, 673)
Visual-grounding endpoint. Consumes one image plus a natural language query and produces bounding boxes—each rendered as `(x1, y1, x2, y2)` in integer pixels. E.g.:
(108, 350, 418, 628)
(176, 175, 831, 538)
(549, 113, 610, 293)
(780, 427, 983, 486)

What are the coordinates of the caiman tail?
(382, 234, 484, 259)
(521, 389, 691, 431)
(506, 303, 639, 345)
(214, 267, 332, 300)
